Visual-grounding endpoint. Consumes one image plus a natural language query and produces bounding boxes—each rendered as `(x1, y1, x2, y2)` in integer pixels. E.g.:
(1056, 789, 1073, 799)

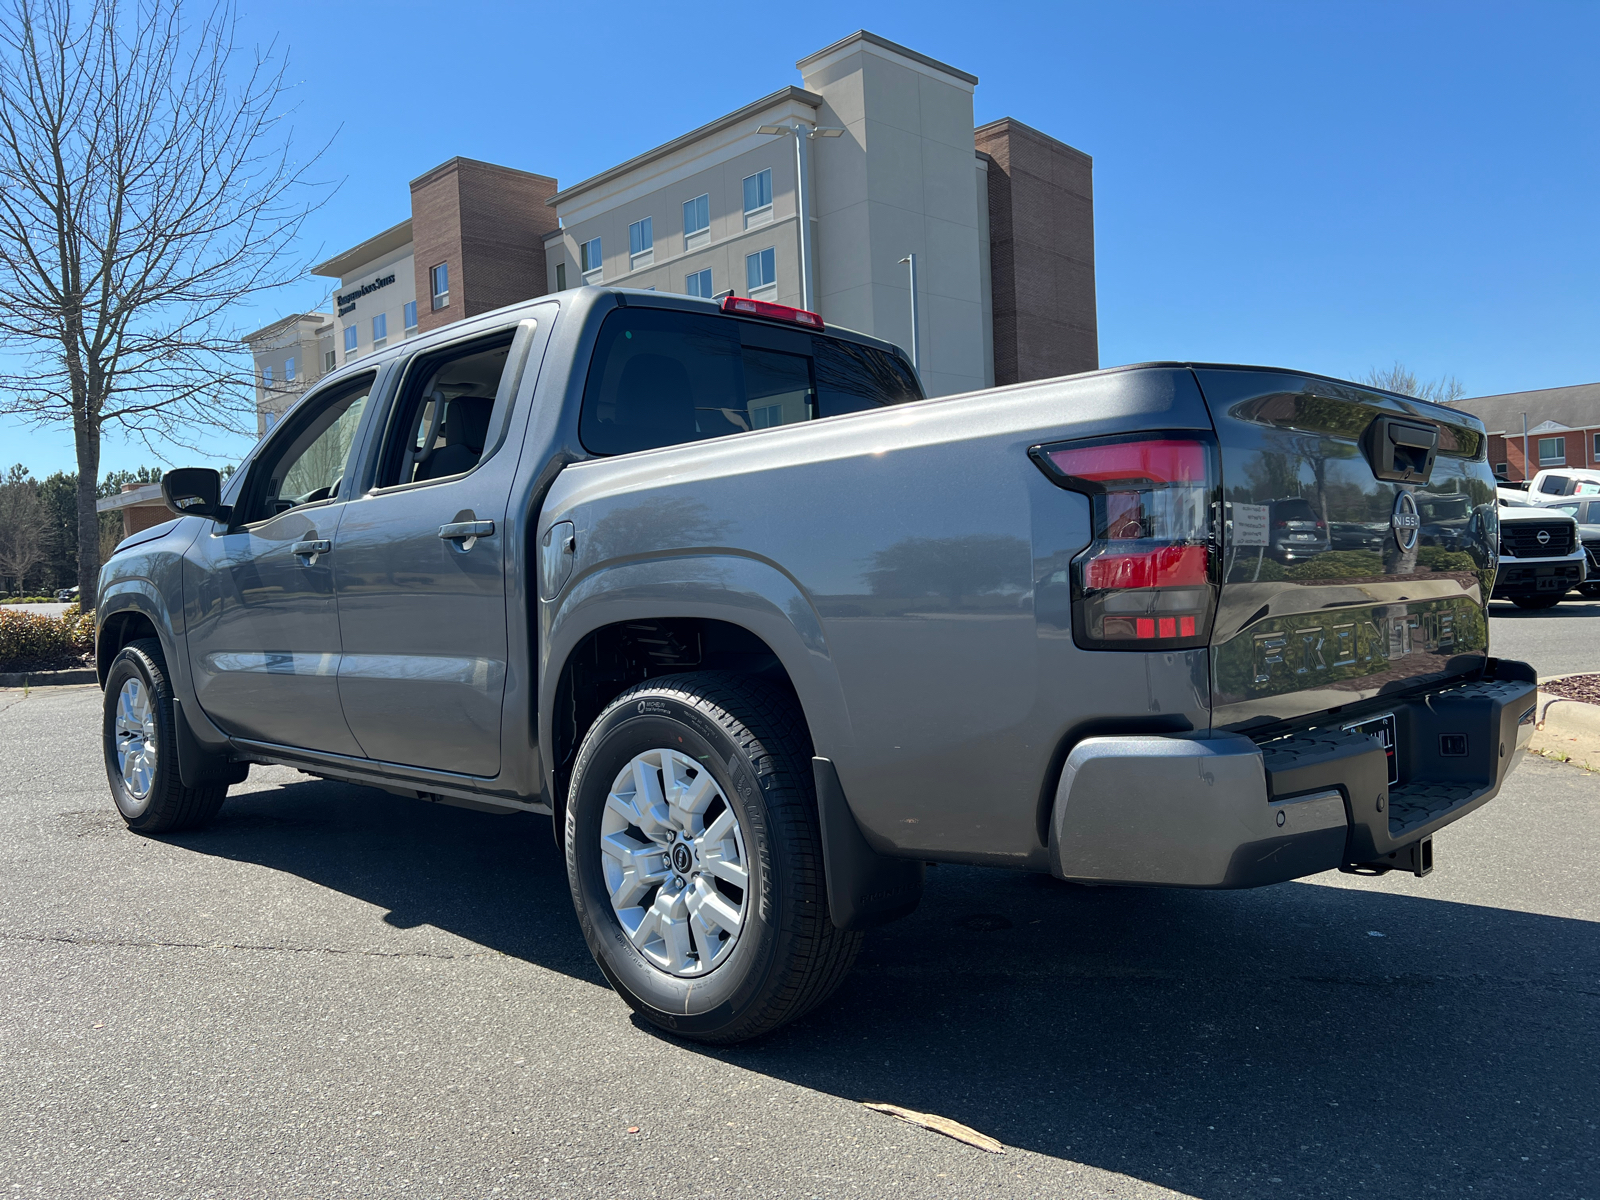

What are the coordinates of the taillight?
(720, 295, 824, 329)
(1030, 433, 1218, 651)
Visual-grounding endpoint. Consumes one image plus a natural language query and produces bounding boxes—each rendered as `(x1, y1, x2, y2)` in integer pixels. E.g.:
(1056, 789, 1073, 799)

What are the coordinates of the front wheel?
(102, 639, 228, 833)
(565, 672, 861, 1044)
(1511, 594, 1566, 610)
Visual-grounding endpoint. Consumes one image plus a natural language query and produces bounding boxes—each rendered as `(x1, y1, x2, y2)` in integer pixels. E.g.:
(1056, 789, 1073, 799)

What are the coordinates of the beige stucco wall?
(334, 241, 418, 367)
(801, 38, 989, 398)
(549, 93, 816, 311)
(250, 315, 329, 435)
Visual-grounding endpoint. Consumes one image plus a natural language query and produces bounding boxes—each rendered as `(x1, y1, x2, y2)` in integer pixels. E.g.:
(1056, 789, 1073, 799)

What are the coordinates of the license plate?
(1343, 712, 1398, 785)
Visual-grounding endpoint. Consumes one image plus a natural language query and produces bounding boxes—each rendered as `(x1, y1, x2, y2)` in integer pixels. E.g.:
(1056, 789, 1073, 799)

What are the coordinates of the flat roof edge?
(976, 116, 1092, 164)
(311, 217, 414, 278)
(797, 30, 978, 86)
(547, 87, 823, 208)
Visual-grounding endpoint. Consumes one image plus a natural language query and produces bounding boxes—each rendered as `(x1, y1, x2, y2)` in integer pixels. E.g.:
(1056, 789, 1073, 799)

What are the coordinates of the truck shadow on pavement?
(175, 773, 1599, 1198)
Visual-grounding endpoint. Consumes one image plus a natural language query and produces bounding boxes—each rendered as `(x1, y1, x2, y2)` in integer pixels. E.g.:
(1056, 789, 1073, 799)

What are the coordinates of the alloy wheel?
(114, 677, 158, 810)
(599, 748, 749, 977)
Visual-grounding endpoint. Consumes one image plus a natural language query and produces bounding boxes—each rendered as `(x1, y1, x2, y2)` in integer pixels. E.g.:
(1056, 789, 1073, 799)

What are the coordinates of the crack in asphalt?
(0, 930, 493, 960)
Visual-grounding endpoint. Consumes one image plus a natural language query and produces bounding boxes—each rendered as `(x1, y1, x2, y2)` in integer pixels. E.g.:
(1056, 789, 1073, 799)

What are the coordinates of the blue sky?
(6, 0, 1597, 476)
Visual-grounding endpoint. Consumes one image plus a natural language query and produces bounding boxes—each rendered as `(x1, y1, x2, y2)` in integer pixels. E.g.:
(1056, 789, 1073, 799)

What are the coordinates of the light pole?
(756, 122, 843, 312)
(899, 253, 919, 373)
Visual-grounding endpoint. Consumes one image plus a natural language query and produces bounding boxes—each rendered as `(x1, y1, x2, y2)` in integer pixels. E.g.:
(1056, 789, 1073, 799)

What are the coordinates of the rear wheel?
(102, 639, 228, 833)
(565, 672, 861, 1044)
(1511, 594, 1566, 610)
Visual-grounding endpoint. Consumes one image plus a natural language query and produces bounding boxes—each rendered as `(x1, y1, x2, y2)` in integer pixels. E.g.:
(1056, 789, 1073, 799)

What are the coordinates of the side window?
(578, 309, 926, 456)
(376, 332, 516, 488)
(240, 376, 373, 524)
(814, 338, 922, 416)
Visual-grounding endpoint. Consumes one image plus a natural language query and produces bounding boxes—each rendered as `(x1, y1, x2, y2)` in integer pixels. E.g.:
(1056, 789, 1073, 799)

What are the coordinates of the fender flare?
(539, 551, 855, 800)
(97, 581, 243, 787)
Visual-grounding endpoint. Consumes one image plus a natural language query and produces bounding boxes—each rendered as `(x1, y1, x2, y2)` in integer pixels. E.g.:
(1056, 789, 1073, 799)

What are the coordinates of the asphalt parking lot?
(1488, 594, 1600, 679)
(2, 611, 1597, 1199)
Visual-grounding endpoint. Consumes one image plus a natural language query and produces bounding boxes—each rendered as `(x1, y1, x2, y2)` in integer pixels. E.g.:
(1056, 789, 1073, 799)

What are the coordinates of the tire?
(1580, 583, 1600, 598)
(102, 639, 228, 833)
(1511, 594, 1565, 610)
(564, 672, 861, 1044)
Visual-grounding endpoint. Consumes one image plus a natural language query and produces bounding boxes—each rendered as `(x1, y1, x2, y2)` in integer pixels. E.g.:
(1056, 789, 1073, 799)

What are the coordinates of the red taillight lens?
(1031, 433, 1217, 651)
(1044, 439, 1207, 488)
(720, 295, 825, 329)
(1083, 544, 1208, 590)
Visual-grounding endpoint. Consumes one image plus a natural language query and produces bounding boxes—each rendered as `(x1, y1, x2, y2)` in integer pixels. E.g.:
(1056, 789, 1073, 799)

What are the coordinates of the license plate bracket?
(1343, 711, 1398, 785)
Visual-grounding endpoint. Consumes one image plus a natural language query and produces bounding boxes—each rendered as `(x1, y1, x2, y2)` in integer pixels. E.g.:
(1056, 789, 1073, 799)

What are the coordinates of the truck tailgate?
(1195, 368, 1497, 734)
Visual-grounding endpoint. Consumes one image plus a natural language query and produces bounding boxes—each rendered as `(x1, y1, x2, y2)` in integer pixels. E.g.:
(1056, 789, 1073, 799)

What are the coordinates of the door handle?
(290, 539, 331, 561)
(439, 520, 495, 541)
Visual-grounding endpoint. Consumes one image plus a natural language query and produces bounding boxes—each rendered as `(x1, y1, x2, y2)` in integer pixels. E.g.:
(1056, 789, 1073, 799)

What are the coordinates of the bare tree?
(1360, 362, 1466, 405)
(0, 464, 49, 592)
(0, 0, 327, 604)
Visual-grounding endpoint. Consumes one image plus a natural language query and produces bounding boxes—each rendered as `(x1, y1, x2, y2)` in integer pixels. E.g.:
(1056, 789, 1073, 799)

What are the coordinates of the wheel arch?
(96, 599, 165, 687)
(539, 553, 853, 826)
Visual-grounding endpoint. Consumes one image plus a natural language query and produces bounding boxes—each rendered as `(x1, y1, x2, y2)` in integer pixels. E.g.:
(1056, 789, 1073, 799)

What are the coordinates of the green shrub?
(0, 606, 95, 671)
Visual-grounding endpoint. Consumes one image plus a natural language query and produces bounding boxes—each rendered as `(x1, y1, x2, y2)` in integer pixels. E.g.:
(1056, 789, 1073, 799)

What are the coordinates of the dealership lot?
(2, 614, 1597, 1199)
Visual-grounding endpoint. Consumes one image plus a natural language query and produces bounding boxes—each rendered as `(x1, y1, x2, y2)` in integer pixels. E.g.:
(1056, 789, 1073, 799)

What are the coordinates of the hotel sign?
(338, 272, 396, 315)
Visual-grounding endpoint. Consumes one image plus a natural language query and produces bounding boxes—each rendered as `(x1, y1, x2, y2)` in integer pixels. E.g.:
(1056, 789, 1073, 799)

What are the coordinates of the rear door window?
(376, 332, 516, 488)
(579, 307, 920, 456)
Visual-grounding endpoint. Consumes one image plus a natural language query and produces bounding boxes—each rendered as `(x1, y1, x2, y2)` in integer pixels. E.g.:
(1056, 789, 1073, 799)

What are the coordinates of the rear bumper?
(1049, 664, 1537, 888)
(1492, 548, 1585, 597)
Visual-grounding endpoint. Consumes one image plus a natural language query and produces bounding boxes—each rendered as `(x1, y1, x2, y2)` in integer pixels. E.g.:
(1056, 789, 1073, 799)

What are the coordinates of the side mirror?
(161, 467, 231, 522)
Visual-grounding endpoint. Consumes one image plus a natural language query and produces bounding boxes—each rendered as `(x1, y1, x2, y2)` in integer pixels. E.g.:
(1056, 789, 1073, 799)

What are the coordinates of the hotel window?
(743, 168, 772, 228)
(555, 262, 567, 290)
(264, 411, 278, 432)
(580, 237, 603, 283)
(629, 217, 653, 269)
(324, 349, 336, 373)
(372, 312, 387, 349)
(683, 193, 710, 250)
(1593, 432, 1600, 461)
(1539, 437, 1566, 465)
(1494, 462, 1509, 478)
(746, 246, 776, 300)
(686, 268, 712, 298)
(403, 301, 418, 334)
(262, 365, 272, 385)
(285, 357, 295, 382)
(344, 325, 358, 357)
(430, 262, 449, 311)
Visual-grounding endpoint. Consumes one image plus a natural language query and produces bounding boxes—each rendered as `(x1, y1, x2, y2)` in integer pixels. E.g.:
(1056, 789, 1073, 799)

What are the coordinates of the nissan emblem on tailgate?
(1391, 492, 1420, 552)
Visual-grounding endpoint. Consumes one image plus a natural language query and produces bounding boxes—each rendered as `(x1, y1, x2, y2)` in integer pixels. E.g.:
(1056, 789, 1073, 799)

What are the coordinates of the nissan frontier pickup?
(96, 286, 1536, 1043)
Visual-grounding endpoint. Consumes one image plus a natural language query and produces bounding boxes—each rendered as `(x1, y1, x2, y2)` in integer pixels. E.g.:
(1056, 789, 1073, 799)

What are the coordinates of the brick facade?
(1488, 429, 1600, 483)
(410, 158, 559, 335)
(975, 118, 1098, 387)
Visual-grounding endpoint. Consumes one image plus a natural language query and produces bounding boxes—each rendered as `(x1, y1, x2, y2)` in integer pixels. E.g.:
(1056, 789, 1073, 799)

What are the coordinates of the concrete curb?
(1530, 689, 1600, 768)
(0, 668, 97, 688)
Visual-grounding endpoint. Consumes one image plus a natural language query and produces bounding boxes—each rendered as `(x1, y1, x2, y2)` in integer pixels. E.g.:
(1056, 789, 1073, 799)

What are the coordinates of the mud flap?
(813, 757, 923, 932)
(174, 697, 249, 788)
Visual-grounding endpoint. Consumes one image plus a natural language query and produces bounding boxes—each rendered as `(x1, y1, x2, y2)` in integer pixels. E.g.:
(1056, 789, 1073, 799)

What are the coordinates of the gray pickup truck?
(96, 287, 1537, 1043)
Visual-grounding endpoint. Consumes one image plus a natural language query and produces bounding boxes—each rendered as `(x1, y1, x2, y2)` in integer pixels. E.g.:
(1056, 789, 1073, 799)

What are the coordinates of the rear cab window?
(578, 307, 920, 456)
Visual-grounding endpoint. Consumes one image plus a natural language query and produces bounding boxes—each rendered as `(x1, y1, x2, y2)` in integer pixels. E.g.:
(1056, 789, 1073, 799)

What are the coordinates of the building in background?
(1451, 381, 1600, 483)
(545, 31, 1095, 399)
(244, 311, 333, 435)
(249, 31, 1096, 428)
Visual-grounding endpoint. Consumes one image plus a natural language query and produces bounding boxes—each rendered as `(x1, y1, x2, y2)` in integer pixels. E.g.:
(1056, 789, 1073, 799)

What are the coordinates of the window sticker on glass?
(1233, 503, 1270, 547)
